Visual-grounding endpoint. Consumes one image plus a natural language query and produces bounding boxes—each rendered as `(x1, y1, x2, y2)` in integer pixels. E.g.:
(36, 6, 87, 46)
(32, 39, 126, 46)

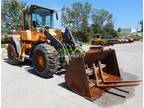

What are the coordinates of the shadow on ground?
(3, 58, 141, 108)
(3, 58, 64, 79)
(3, 58, 49, 78)
(94, 69, 140, 108)
(3, 58, 32, 67)
(58, 68, 140, 108)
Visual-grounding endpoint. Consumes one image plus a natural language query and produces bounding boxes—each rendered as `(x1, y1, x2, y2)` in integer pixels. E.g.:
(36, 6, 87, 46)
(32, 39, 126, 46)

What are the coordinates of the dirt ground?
(1, 41, 143, 108)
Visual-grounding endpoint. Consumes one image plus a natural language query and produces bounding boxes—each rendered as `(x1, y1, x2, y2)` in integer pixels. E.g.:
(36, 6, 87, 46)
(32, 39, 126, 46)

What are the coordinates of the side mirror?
(56, 12, 58, 20)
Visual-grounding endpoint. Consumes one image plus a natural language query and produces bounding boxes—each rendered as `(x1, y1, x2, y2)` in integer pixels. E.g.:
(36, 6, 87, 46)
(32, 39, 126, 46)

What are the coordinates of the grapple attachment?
(65, 47, 141, 101)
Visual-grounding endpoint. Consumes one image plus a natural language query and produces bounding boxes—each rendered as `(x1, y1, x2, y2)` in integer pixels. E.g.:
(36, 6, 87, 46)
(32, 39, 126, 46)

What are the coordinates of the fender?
(7, 36, 21, 55)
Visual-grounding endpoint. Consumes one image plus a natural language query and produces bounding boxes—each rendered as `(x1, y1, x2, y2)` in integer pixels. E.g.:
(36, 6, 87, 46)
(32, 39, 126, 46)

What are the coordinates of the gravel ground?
(1, 41, 143, 108)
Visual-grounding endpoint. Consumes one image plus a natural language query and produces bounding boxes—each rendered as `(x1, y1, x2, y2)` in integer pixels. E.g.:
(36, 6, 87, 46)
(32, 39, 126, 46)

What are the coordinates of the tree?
(91, 9, 118, 37)
(140, 19, 143, 32)
(1, 0, 26, 34)
(103, 15, 114, 34)
(110, 29, 119, 37)
(92, 9, 110, 29)
(61, 2, 119, 41)
(92, 9, 112, 32)
(61, 2, 92, 42)
(117, 28, 121, 32)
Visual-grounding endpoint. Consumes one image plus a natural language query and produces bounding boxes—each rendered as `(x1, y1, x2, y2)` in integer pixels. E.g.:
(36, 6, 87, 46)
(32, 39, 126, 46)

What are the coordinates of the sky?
(22, 0, 143, 30)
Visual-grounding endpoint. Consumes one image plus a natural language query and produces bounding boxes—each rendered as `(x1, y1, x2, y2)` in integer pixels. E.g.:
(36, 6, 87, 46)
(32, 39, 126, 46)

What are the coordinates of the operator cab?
(32, 7, 54, 29)
(22, 5, 58, 31)
(93, 34, 103, 39)
(21, 5, 58, 41)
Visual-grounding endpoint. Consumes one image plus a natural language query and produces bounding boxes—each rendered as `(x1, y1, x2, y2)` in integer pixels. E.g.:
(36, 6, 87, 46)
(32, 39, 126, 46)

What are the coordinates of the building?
(121, 28, 137, 34)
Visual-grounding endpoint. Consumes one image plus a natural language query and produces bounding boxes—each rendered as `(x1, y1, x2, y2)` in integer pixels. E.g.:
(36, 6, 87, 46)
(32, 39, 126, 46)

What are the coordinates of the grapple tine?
(103, 80, 142, 83)
(92, 62, 141, 87)
(97, 82, 140, 87)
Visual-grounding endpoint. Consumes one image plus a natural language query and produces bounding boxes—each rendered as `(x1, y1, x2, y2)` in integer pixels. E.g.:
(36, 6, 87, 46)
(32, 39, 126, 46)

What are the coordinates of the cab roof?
(30, 5, 55, 12)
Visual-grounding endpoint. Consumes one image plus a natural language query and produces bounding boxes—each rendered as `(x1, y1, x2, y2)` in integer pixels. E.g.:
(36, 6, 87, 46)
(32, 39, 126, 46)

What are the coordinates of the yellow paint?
(21, 30, 39, 41)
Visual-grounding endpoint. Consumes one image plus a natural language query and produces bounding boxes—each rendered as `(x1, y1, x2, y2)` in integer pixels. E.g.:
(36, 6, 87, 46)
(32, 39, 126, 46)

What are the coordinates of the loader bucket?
(65, 48, 141, 101)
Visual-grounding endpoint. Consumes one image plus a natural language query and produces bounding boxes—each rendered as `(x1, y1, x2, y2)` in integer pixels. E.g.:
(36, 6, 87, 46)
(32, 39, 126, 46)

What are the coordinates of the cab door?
(21, 9, 38, 41)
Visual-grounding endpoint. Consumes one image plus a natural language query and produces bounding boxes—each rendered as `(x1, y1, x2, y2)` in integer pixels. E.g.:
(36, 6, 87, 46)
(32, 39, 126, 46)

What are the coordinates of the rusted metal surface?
(65, 48, 141, 101)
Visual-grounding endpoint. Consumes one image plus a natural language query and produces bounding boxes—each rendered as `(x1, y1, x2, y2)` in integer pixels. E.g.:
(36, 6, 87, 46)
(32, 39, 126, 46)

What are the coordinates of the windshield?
(32, 8, 53, 28)
(95, 35, 103, 38)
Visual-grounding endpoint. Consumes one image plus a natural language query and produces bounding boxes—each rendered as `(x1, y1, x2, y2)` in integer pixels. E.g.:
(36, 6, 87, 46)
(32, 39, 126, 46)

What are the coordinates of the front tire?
(32, 44, 59, 78)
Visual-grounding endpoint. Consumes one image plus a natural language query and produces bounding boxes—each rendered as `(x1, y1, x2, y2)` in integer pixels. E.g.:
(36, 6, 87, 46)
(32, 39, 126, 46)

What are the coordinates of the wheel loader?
(7, 5, 141, 101)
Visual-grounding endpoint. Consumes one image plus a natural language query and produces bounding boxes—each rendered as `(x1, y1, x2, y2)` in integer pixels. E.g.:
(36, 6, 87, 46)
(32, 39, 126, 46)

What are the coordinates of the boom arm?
(44, 27, 85, 64)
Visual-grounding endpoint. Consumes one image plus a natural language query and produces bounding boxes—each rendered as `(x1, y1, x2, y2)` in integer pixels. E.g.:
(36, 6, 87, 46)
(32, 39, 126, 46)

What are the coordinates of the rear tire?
(91, 41, 95, 45)
(7, 43, 19, 65)
(32, 44, 59, 78)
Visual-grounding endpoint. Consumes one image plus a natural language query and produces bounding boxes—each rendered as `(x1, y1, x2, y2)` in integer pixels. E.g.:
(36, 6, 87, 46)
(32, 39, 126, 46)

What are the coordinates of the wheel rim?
(35, 51, 46, 72)
(8, 45, 14, 60)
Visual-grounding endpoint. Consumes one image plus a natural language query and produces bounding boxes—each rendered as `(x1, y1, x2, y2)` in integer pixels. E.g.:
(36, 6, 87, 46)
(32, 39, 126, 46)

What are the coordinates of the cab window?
(24, 12, 29, 30)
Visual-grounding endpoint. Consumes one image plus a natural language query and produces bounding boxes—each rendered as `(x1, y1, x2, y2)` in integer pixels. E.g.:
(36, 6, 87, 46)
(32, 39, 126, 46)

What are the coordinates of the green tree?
(92, 9, 110, 29)
(1, 0, 26, 34)
(117, 28, 121, 32)
(91, 9, 118, 37)
(110, 29, 119, 37)
(103, 15, 114, 34)
(61, 2, 92, 42)
(140, 19, 143, 32)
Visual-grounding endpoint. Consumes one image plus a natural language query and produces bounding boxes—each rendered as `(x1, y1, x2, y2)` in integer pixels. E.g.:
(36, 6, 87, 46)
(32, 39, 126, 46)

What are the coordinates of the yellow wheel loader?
(7, 5, 141, 101)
